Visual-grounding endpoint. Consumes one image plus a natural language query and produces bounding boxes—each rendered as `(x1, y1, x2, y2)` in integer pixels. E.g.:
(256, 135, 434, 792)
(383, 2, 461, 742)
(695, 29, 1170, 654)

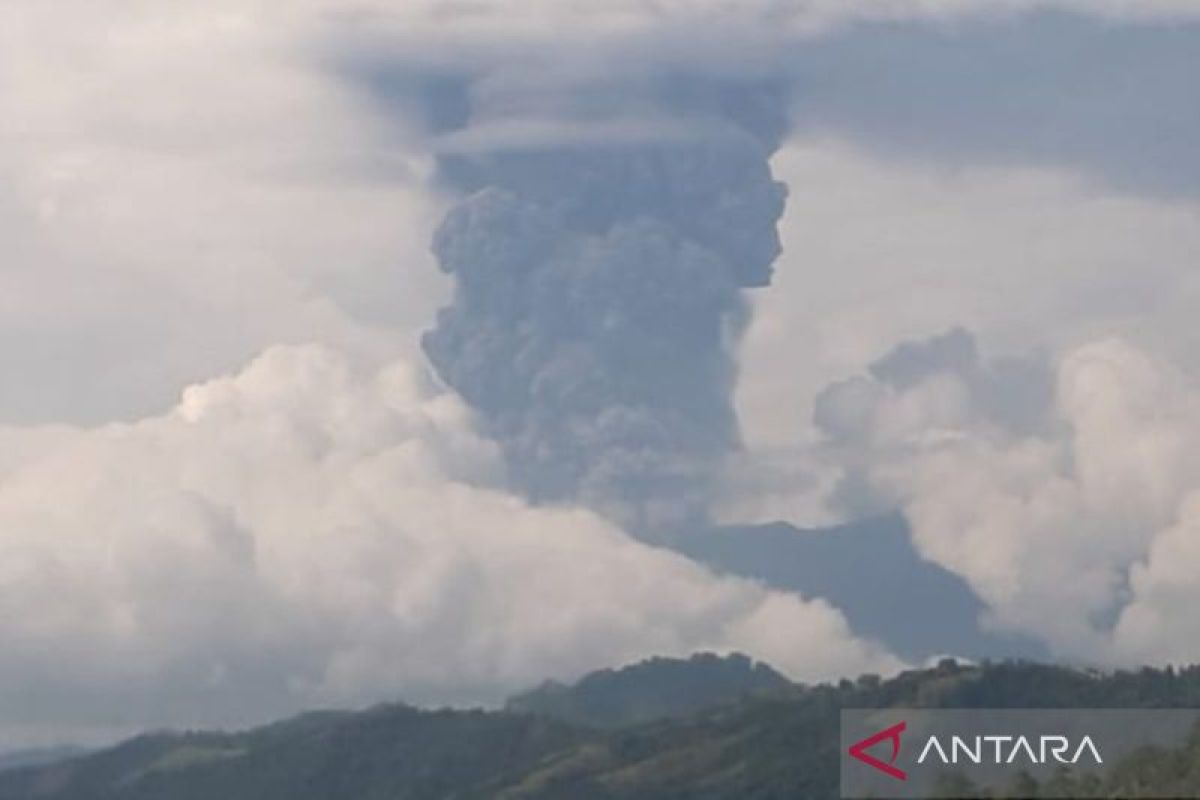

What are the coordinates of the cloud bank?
(809, 330, 1200, 666)
(727, 138, 1200, 528)
(328, 0, 1200, 38)
(0, 1, 444, 425)
(0, 346, 896, 748)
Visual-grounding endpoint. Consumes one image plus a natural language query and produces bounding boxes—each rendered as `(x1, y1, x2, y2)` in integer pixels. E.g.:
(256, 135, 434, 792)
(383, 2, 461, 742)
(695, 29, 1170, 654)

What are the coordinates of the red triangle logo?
(848, 720, 908, 781)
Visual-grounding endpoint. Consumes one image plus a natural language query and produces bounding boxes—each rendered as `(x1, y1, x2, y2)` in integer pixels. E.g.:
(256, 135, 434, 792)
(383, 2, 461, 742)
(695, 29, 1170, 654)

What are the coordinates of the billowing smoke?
(418, 69, 791, 532)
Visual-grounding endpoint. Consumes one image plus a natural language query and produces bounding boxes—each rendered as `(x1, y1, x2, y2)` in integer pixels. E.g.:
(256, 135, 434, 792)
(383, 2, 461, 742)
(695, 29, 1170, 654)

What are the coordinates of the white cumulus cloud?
(726, 139, 1200, 528)
(0, 345, 897, 749)
(805, 332, 1200, 666)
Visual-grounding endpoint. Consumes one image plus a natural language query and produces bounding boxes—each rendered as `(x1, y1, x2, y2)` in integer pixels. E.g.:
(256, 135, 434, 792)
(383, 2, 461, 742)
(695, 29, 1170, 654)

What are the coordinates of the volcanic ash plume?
(421, 75, 791, 533)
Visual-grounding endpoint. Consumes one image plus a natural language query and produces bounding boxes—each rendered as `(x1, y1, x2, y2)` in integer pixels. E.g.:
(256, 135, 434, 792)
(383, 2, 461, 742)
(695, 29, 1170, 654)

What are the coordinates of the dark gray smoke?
(419, 72, 791, 533)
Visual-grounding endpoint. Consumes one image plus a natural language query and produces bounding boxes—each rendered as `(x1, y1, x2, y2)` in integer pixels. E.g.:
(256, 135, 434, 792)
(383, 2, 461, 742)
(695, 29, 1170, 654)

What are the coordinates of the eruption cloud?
(420, 71, 792, 532)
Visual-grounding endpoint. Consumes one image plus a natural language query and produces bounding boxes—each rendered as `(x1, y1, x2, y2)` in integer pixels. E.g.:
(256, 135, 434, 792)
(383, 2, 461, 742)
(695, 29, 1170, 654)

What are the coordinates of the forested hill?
(505, 652, 790, 728)
(5, 656, 1200, 800)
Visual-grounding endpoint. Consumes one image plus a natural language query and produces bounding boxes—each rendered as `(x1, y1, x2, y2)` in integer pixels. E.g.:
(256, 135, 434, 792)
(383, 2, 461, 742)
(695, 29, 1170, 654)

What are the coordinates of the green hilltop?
(5, 656, 1200, 799)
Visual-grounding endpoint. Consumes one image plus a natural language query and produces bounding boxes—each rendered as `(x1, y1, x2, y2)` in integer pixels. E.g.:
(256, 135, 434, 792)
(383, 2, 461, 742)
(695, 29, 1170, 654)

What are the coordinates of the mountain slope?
(7, 658, 1200, 799)
(0, 708, 589, 800)
(505, 652, 789, 729)
(0, 748, 88, 774)
(676, 516, 1043, 660)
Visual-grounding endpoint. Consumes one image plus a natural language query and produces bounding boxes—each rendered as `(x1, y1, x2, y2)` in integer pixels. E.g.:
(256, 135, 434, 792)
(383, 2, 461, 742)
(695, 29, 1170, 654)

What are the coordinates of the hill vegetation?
(5, 656, 1200, 799)
(505, 652, 789, 729)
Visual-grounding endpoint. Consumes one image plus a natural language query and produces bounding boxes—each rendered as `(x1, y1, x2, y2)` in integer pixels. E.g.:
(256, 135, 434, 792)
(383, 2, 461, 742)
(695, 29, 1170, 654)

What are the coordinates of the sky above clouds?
(1, 0, 1200, 749)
